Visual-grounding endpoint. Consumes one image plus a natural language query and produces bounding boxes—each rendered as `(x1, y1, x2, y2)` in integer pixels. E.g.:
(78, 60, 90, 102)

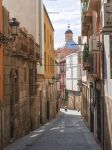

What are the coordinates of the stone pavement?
(4, 109, 102, 150)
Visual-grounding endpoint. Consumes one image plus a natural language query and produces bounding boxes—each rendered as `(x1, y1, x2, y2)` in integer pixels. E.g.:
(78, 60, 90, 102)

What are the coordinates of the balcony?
(28, 34, 35, 60)
(81, 11, 92, 36)
(89, 53, 101, 80)
(81, 0, 100, 12)
(87, 0, 100, 12)
(35, 43, 40, 61)
(11, 28, 28, 58)
(83, 61, 90, 70)
(19, 29, 28, 53)
(82, 23, 90, 36)
(82, 44, 91, 70)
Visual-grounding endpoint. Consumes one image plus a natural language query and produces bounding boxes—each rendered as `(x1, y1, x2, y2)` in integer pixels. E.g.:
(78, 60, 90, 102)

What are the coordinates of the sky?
(43, 0, 81, 49)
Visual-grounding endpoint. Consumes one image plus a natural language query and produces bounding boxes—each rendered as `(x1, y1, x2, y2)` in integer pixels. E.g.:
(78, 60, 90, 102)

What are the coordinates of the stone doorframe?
(10, 68, 19, 139)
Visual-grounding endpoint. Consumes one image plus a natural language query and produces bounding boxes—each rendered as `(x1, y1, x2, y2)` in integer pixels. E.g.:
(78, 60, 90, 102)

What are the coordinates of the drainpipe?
(101, 34, 105, 150)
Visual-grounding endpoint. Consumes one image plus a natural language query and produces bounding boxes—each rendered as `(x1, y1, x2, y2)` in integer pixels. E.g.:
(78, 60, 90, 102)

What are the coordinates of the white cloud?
(43, 0, 81, 48)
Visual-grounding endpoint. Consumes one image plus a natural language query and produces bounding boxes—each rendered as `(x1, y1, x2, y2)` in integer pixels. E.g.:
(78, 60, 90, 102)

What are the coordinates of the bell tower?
(65, 24, 73, 42)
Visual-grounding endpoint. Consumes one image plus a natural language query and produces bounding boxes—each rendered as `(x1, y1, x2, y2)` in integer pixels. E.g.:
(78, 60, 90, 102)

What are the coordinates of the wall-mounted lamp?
(52, 75, 60, 82)
(48, 80, 54, 85)
(0, 18, 19, 45)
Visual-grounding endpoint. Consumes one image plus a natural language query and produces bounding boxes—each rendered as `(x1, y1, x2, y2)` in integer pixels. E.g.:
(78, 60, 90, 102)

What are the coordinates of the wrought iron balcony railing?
(28, 34, 35, 57)
(89, 53, 101, 80)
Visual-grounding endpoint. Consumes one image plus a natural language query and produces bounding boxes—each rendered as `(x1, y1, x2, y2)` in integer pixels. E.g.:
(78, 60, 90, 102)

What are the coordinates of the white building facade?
(66, 52, 81, 110)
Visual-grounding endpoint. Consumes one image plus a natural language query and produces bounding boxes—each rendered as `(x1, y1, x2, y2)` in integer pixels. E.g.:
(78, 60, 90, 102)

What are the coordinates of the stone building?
(0, 1, 41, 148)
(80, 0, 112, 149)
(3, 0, 42, 129)
(80, 0, 102, 147)
(0, 0, 58, 148)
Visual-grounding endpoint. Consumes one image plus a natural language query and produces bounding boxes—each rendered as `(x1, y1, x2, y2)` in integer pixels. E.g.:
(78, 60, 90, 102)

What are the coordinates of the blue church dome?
(65, 29, 73, 34)
(65, 40, 79, 49)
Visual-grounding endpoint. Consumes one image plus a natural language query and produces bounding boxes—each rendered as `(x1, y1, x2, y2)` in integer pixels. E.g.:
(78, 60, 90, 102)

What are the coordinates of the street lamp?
(10, 18, 19, 37)
(0, 18, 19, 45)
(52, 75, 60, 82)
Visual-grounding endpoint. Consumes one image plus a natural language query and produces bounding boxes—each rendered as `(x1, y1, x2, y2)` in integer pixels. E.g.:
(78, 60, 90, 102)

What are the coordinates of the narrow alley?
(4, 109, 101, 150)
(1, 0, 112, 149)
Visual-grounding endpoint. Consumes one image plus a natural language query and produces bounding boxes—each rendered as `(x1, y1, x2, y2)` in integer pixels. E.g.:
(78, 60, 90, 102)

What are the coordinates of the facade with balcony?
(0, 1, 42, 148)
(81, 0, 112, 149)
(80, 0, 103, 148)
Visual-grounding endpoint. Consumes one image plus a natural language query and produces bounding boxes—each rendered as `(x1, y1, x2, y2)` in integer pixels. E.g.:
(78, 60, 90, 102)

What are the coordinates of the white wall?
(37, 1, 45, 75)
(66, 53, 81, 92)
(80, 36, 87, 82)
(104, 35, 112, 97)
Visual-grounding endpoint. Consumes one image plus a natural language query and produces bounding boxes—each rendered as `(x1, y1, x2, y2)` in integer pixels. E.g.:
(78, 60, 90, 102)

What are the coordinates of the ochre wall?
(0, 0, 4, 100)
(44, 8, 55, 80)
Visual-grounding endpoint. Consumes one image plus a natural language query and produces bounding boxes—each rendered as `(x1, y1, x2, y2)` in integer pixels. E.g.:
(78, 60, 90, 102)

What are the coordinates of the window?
(29, 68, 37, 96)
(107, 0, 111, 3)
(45, 52, 46, 71)
(53, 60, 55, 73)
(44, 24, 46, 43)
(50, 35, 52, 50)
(48, 55, 49, 73)
(50, 57, 52, 73)
(47, 31, 49, 49)
(24, 68, 27, 82)
(52, 59, 53, 73)
(50, 35, 51, 44)
(10, 69, 19, 104)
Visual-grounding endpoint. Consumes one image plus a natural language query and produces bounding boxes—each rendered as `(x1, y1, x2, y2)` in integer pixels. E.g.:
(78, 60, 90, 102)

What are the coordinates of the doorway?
(39, 91, 43, 124)
(90, 84, 94, 133)
(10, 69, 19, 138)
(96, 89, 101, 143)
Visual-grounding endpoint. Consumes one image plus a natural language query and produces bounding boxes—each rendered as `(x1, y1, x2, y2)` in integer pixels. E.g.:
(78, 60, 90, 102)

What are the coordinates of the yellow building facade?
(44, 7, 55, 80)
(44, 7, 57, 120)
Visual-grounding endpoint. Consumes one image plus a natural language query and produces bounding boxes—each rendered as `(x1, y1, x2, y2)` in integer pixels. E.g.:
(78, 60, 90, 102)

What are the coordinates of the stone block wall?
(2, 46, 39, 147)
(68, 95, 81, 111)
(104, 96, 112, 150)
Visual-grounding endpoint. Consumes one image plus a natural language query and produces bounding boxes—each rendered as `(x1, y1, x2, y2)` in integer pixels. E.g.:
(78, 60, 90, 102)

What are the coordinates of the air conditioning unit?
(89, 36, 99, 52)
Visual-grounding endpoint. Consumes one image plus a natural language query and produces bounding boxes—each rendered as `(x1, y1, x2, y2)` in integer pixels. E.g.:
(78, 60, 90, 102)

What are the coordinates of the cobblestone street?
(4, 109, 102, 150)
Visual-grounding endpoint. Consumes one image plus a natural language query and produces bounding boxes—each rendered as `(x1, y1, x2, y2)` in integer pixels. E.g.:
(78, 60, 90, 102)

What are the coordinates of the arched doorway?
(10, 69, 19, 138)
